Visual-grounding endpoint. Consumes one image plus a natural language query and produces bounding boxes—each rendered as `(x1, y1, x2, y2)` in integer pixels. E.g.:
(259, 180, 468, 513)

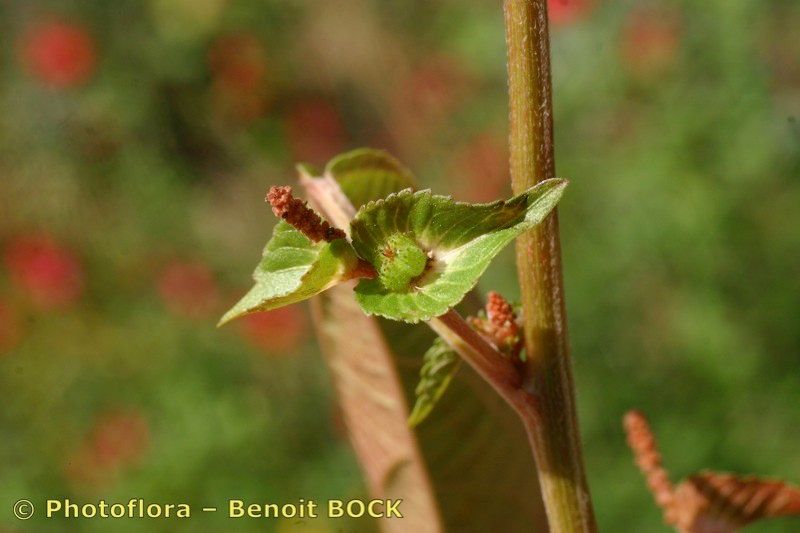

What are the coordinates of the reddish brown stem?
(431, 309, 522, 396)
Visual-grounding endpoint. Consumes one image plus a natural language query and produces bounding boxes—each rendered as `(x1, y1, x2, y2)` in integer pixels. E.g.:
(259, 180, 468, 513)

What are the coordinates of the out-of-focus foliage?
(0, 0, 798, 531)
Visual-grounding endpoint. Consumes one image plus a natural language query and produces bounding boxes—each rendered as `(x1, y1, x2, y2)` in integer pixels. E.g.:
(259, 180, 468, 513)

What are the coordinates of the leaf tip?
(295, 162, 319, 179)
(547, 178, 569, 204)
(541, 176, 569, 197)
(407, 408, 427, 428)
(217, 307, 243, 328)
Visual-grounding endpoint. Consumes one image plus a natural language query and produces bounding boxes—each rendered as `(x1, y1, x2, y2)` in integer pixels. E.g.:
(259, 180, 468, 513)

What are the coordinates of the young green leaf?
(408, 337, 461, 427)
(349, 178, 568, 322)
(377, 233, 429, 292)
(218, 221, 359, 326)
(325, 148, 416, 208)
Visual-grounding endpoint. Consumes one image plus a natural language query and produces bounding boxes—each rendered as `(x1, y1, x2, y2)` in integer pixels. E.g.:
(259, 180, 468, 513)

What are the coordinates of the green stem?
(504, 0, 597, 531)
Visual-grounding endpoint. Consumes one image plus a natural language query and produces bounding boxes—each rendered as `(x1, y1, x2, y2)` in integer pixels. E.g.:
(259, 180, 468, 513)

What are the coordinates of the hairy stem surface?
(504, 0, 597, 530)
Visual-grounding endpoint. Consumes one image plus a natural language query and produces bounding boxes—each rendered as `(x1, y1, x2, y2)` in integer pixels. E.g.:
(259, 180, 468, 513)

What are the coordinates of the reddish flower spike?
(623, 410, 676, 519)
(266, 186, 346, 243)
(469, 291, 523, 358)
(486, 291, 516, 329)
(624, 410, 800, 531)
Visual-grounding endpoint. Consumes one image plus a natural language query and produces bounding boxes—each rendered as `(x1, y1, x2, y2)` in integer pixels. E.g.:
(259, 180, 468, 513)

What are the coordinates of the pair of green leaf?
(219, 148, 567, 327)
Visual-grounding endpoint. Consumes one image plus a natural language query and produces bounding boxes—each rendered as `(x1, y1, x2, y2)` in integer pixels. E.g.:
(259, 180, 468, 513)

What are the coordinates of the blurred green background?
(1, 0, 799, 531)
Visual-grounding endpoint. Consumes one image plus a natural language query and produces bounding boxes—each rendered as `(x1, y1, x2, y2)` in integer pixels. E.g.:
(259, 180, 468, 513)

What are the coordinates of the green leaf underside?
(408, 337, 462, 427)
(218, 221, 358, 325)
(325, 148, 417, 208)
(350, 178, 568, 322)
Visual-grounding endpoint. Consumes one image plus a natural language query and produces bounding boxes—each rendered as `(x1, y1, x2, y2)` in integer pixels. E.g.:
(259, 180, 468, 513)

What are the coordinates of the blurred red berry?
(390, 57, 469, 151)
(240, 306, 307, 355)
(65, 410, 150, 489)
(4, 233, 84, 310)
(209, 33, 267, 91)
(285, 99, 347, 165)
(621, 8, 681, 79)
(402, 59, 464, 116)
(0, 301, 23, 354)
(19, 20, 97, 88)
(548, 0, 594, 26)
(90, 410, 150, 469)
(209, 33, 270, 122)
(156, 260, 220, 319)
(449, 134, 510, 202)
(761, 9, 800, 91)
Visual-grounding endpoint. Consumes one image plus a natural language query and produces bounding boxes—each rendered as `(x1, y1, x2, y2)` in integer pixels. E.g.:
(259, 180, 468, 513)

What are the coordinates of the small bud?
(377, 233, 429, 292)
(470, 291, 522, 358)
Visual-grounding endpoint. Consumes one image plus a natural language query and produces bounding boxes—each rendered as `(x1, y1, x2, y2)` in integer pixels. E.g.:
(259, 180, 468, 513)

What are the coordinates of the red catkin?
(486, 291, 521, 350)
(470, 291, 523, 358)
(486, 291, 516, 330)
(624, 410, 800, 531)
(266, 186, 345, 243)
(623, 410, 676, 518)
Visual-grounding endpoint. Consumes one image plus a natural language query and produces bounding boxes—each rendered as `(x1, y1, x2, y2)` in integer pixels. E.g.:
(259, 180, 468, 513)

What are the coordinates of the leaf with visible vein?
(350, 179, 568, 322)
(325, 148, 416, 208)
(408, 337, 461, 427)
(219, 221, 359, 325)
